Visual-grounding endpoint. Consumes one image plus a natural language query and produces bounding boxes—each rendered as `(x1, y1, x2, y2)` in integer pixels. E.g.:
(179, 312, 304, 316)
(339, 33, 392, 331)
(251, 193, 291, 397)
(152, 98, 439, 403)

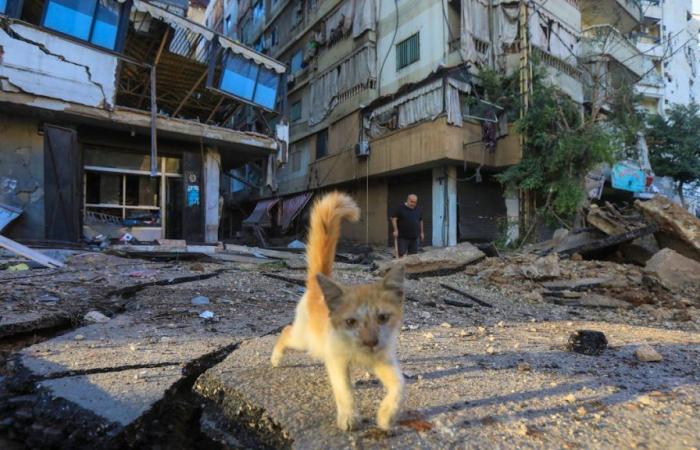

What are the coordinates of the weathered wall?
(342, 179, 389, 245)
(0, 113, 45, 239)
(0, 23, 118, 108)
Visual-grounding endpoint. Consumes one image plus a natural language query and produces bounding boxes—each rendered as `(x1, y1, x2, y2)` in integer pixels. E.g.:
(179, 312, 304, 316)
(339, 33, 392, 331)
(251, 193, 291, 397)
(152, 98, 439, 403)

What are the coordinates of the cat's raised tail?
(305, 192, 360, 306)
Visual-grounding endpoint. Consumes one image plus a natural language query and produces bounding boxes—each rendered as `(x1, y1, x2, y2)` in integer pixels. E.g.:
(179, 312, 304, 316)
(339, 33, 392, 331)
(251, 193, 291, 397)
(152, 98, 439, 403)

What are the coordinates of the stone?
(645, 248, 700, 295)
(83, 311, 110, 324)
(74, 334, 85, 341)
(634, 344, 663, 362)
(542, 277, 611, 292)
(636, 196, 700, 262)
(570, 294, 632, 309)
(377, 242, 485, 277)
(567, 330, 607, 356)
(191, 296, 210, 305)
(440, 322, 452, 329)
(516, 362, 531, 372)
(521, 253, 561, 280)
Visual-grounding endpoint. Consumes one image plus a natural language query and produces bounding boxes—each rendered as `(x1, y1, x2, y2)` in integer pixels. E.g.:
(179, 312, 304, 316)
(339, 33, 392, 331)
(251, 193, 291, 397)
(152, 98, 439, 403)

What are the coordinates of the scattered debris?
(0, 235, 65, 269)
(83, 311, 110, 324)
(645, 248, 700, 295)
(636, 195, 700, 262)
(440, 283, 493, 307)
(567, 330, 608, 356)
(520, 253, 561, 280)
(191, 296, 210, 306)
(287, 240, 306, 249)
(549, 294, 632, 309)
(634, 344, 663, 362)
(199, 311, 215, 319)
(6, 263, 29, 272)
(378, 242, 484, 278)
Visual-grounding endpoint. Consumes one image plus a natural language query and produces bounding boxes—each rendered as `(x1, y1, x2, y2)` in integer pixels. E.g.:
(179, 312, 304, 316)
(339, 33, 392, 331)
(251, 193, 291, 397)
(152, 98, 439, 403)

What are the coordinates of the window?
(0, 0, 7, 14)
(42, 0, 124, 50)
(270, 27, 278, 47)
(316, 129, 328, 159)
(291, 149, 302, 172)
(290, 50, 303, 74)
(396, 33, 420, 70)
(253, 0, 265, 26)
(219, 52, 280, 110)
(290, 101, 302, 122)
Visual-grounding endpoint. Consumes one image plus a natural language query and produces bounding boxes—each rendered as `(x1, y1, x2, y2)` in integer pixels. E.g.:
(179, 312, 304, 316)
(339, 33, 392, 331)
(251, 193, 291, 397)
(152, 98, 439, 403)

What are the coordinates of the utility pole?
(518, 0, 534, 237)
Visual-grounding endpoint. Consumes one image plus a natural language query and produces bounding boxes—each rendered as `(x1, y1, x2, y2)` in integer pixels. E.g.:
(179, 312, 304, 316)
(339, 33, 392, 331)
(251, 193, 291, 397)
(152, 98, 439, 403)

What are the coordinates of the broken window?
(42, 0, 124, 50)
(219, 52, 280, 110)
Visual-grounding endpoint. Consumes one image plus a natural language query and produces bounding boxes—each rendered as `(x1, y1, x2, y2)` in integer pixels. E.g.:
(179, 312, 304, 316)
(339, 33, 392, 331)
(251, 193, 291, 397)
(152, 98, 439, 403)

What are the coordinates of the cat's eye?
(377, 313, 390, 324)
(345, 318, 357, 327)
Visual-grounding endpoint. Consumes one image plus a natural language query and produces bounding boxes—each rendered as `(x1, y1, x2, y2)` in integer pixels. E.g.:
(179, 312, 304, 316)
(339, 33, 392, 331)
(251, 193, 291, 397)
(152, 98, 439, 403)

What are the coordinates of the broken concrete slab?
(0, 311, 72, 340)
(645, 248, 700, 295)
(636, 196, 700, 262)
(377, 242, 484, 278)
(548, 294, 632, 309)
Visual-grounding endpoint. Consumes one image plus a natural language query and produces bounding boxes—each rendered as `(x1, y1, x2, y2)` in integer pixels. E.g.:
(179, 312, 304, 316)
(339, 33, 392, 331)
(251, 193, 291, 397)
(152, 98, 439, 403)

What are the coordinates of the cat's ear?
(382, 265, 405, 299)
(317, 273, 345, 311)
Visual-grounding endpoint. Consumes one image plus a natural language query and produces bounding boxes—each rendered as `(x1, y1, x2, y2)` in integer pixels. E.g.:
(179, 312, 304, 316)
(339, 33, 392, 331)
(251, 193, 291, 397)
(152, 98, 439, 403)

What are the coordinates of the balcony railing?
(581, 25, 645, 77)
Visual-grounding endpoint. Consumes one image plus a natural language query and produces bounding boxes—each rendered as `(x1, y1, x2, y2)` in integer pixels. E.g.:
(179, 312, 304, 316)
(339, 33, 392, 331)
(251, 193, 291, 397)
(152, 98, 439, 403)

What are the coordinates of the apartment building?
(0, 0, 285, 244)
(217, 0, 643, 247)
(636, 0, 700, 114)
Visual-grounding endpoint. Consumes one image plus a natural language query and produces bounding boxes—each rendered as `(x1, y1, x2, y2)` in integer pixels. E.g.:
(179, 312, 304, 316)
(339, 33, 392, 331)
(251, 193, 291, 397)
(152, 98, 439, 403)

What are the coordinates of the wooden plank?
(224, 244, 300, 260)
(0, 235, 65, 268)
(172, 70, 208, 117)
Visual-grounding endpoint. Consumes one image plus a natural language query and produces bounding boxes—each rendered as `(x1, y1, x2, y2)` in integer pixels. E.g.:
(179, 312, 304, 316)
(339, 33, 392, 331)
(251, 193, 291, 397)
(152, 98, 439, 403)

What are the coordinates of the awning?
(278, 192, 313, 233)
(243, 198, 279, 228)
(130, 0, 285, 74)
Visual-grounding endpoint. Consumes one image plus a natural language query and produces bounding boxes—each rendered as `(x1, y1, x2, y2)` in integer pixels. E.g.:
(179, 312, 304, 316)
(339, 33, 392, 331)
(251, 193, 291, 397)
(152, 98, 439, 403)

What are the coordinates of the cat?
(271, 191, 406, 431)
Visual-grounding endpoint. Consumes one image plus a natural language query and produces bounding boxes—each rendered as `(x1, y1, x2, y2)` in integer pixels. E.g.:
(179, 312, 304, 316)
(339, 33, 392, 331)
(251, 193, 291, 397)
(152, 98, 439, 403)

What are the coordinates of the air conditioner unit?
(355, 141, 370, 158)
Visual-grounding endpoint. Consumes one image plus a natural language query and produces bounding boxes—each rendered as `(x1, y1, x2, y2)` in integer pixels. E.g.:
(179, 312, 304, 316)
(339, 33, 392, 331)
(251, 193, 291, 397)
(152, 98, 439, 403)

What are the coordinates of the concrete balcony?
(581, 25, 645, 78)
(641, 0, 662, 19)
(637, 39, 664, 58)
(580, 0, 643, 34)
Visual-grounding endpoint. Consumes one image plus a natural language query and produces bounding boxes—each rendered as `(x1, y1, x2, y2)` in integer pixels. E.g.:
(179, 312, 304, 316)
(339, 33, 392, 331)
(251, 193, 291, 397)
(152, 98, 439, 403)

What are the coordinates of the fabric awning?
(243, 198, 279, 227)
(278, 192, 313, 233)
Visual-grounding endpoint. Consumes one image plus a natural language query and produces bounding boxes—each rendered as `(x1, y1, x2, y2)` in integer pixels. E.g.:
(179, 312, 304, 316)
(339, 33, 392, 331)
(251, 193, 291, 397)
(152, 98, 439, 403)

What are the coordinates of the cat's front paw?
(336, 409, 359, 431)
(376, 402, 399, 430)
(270, 351, 282, 367)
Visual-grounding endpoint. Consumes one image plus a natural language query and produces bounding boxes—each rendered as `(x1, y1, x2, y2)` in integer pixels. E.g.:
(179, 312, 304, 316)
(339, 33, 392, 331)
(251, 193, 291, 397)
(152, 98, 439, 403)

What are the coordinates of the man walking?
(390, 194, 424, 257)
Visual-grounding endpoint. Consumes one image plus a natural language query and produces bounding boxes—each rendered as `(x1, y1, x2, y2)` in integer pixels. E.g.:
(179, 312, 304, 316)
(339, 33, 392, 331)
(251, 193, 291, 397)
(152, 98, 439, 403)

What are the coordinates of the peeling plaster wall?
(0, 113, 45, 239)
(0, 24, 117, 108)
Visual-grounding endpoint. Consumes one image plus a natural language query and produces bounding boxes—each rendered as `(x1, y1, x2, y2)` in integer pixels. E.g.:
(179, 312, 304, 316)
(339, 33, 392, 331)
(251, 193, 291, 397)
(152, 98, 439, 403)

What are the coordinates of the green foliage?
(478, 67, 520, 121)
(646, 103, 700, 194)
(488, 67, 617, 225)
(607, 85, 647, 159)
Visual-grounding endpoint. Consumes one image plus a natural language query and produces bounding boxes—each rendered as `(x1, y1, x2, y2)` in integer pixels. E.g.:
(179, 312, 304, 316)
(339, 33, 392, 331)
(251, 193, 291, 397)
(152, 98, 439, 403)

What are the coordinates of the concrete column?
(505, 191, 520, 245)
(204, 148, 221, 243)
(431, 166, 457, 247)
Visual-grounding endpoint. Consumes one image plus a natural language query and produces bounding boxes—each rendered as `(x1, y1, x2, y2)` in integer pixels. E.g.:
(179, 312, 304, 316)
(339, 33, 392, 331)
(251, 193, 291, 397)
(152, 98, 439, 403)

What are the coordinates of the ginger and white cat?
(271, 191, 405, 431)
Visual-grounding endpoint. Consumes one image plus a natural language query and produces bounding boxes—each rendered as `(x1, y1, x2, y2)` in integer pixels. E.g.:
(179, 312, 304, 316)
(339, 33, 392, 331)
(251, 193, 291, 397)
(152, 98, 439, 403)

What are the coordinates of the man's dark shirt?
(391, 203, 422, 239)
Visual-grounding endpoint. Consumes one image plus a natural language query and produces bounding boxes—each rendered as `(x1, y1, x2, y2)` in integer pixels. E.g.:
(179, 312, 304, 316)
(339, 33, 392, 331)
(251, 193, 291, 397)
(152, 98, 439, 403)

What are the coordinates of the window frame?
(40, 0, 129, 52)
(316, 128, 328, 159)
(212, 49, 281, 113)
(289, 100, 302, 122)
(396, 32, 420, 70)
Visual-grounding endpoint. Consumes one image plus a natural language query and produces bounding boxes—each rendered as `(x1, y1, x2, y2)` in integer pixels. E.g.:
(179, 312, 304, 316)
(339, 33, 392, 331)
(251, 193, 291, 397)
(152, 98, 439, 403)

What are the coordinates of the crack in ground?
(106, 268, 233, 299)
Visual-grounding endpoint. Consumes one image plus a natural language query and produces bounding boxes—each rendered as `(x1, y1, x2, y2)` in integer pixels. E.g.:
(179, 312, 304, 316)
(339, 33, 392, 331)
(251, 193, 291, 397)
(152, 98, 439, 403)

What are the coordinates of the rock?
(377, 242, 485, 277)
(553, 228, 570, 244)
(521, 253, 561, 280)
(567, 330, 607, 356)
(564, 393, 576, 403)
(516, 362, 531, 372)
(191, 296, 210, 305)
(634, 344, 663, 362)
(645, 248, 700, 295)
(74, 334, 85, 341)
(83, 311, 110, 324)
(440, 322, 452, 329)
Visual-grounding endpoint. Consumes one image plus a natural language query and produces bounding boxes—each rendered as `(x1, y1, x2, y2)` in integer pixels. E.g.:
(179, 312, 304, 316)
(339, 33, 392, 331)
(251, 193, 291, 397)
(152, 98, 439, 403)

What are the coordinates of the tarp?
(278, 192, 313, 233)
(0, 203, 22, 233)
(243, 198, 279, 227)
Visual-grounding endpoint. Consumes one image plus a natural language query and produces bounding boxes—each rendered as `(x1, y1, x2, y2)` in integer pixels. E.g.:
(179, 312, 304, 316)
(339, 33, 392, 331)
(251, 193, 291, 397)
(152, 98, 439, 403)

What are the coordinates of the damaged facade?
(212, 0, 651, 247)
(0, 0, 286, 243)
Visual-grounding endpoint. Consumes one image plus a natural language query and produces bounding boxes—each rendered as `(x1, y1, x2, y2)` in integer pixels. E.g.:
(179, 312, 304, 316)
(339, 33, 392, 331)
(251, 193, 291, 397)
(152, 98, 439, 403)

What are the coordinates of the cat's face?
(318, 266, 405, 354)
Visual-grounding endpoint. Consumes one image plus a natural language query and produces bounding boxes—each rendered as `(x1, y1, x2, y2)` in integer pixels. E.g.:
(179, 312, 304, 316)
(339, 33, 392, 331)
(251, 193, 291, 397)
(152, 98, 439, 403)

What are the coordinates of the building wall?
(0, 114, 45, 239)
(342, 179, 389, 244)
(0, 23, 118, 108)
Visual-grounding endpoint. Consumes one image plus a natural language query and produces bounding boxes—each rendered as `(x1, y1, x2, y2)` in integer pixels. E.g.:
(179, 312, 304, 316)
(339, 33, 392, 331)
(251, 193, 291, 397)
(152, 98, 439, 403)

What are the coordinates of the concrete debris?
(191, 296, 210, 305)
(634, 344, 663, 362)
(645, 248, 700, 296)
(83, 311, 110, 324)
(567, 330, 608, 356)
(378, 242, 484, 277)
(199, 310, 215, 319)
(636, 195, 700, 262)
(520, 253, 561, 280)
